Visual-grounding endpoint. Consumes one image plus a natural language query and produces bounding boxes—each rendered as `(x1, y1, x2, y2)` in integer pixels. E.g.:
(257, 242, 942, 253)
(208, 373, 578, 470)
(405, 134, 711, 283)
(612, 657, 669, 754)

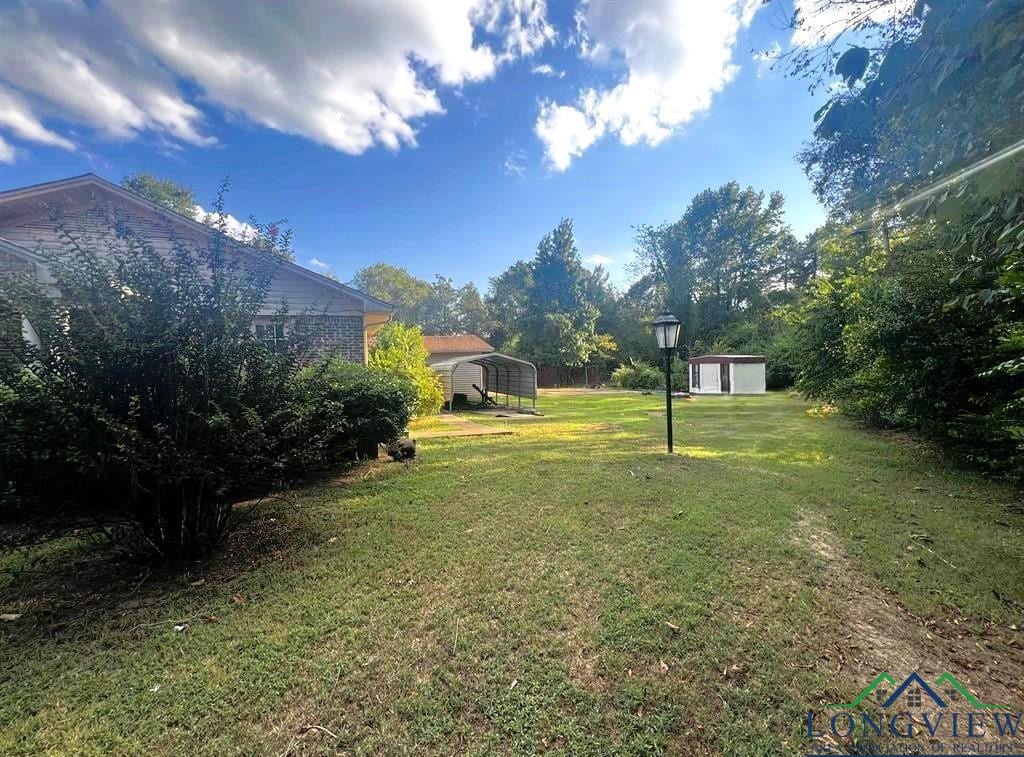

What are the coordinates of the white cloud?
(0, 1, 553, 157)
(503, 149, 527, 176)
(476, 0, 557, 62)
(531, 63, 565, 78)
(0, 85, 76, 153)
(535, 0, 762, 170)
(309, 257, 331, 272)
(790, 0, 914, 47)
(194, 205, 259, 242)
(535, 100, 604, 171)
(585, 254, 613, 266)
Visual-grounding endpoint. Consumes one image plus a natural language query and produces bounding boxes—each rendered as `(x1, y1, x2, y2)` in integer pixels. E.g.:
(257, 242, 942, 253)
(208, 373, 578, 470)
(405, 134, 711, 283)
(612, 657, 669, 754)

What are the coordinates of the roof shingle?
(423, 335, 493, 354)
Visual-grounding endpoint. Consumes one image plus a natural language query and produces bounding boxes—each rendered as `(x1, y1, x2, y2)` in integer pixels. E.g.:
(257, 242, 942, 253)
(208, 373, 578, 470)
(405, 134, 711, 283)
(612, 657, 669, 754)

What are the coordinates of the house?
(423, 334, 537, 410)
(423, 334, 495, 364)
(688, 355, 766, 395)
(0, 174, 392, 362)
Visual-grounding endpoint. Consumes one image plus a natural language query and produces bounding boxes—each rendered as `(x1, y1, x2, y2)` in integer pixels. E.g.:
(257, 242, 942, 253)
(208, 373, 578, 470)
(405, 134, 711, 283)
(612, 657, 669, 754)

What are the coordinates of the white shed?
(688, 355, 766, 395)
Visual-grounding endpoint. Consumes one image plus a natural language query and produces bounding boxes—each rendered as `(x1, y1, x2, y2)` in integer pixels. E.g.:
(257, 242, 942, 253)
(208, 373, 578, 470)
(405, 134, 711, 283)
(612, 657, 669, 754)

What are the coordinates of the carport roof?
(429, 352, 537, 401)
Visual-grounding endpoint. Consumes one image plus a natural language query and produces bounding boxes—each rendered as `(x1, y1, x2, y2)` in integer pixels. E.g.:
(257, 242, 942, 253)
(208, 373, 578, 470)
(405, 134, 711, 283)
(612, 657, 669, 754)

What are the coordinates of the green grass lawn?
(2, 391, 1022, 755)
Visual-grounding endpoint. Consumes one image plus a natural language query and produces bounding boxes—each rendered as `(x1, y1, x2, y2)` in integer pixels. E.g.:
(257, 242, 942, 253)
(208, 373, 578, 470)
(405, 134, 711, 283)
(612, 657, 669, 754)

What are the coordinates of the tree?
(121, 172, 198, 218)
(794, 0, 1024, 216)
(785, 0, 1024, 479)
(455, 282, 488, 336)
(368, 322, 443, 416)
(515, 219, 610, 368)
(485, 260, 533, 350)
(420, 275, 460, 335)
(351, 263, 431, 325)
(631, 182, 797, 351)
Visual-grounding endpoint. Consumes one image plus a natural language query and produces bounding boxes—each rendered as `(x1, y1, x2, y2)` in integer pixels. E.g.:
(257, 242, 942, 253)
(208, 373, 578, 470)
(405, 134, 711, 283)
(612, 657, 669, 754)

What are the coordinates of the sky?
(0, 0, 845, 290)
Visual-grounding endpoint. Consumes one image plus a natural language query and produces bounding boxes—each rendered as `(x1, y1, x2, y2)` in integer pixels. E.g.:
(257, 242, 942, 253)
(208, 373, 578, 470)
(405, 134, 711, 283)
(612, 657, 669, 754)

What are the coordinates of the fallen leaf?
(0, 613, 21, 622)
(509, 679, 518, 690)
(665, 621, 680, 632)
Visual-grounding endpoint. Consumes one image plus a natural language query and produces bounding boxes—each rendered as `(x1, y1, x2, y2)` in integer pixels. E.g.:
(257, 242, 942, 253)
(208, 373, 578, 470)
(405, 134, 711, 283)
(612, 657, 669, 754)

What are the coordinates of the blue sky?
(0, 0, 830, 290)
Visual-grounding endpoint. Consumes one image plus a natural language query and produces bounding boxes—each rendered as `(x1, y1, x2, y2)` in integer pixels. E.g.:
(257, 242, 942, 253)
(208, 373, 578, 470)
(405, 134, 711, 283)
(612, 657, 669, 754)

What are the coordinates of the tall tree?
(485, 260, 533, 350)
(518, 219, 605, 367)
(350, 263, 431, 325)
(632, 183, 796, 350)
(420, 275, 460, 335)
(455, 282, 488, 336)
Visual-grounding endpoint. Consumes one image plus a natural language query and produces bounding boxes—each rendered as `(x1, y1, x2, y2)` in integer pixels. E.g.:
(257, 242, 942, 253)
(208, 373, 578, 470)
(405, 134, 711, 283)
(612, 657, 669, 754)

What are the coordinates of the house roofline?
(0, 235, 46, 264)
(0, 173, 394, 314)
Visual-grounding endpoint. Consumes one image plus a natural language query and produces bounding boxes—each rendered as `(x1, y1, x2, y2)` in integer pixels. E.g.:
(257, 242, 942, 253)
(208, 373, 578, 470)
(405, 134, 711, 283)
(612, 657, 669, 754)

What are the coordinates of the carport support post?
(662, 351, 674, 453)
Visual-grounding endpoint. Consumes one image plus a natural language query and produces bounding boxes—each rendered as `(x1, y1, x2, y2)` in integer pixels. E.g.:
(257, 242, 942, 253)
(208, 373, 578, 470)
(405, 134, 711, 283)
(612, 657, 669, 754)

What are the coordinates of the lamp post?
(652, 311, 682, 453)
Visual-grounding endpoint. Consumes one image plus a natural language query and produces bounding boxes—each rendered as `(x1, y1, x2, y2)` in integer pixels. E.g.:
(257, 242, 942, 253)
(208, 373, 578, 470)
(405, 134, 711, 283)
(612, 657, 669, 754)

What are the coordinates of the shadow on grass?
(0, 464, 405, 647)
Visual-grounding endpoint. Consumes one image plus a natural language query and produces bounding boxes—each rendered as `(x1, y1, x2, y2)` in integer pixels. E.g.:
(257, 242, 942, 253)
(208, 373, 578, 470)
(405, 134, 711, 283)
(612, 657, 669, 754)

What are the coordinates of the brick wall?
(293, 314, 366, 363)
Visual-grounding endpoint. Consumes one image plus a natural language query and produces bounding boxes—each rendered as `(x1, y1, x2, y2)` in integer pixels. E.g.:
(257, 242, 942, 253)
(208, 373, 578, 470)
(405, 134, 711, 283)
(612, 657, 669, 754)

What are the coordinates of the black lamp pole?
(652, 311, 682, 454)
(662, 347, 674, 453)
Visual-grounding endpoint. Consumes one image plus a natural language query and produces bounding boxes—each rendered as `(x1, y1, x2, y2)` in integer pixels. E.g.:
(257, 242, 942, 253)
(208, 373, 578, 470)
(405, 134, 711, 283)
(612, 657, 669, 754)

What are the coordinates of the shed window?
(690, 363, 700, 389)
(255, 323, 287, 350)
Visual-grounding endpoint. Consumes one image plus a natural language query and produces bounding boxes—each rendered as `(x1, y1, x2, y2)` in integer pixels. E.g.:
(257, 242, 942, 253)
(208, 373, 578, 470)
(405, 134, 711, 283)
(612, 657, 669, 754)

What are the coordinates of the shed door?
(720, 363, 730, 393)
(699, 363, 720, 392)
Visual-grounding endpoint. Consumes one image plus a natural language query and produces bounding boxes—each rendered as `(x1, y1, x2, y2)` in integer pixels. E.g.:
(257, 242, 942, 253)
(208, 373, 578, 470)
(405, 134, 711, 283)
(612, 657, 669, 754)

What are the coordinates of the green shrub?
(0, 369, 93, 523)
(292, 359, 414, 466)
(611, 360, 663, 390)
(0, 212, 309, 558)
(368, 322, 443, 416)
(0, 194, 403, 558)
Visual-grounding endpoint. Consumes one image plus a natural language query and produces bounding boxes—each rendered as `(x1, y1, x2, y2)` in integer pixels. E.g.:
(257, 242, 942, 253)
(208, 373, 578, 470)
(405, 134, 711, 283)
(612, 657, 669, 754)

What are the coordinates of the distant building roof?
(688, 354, 766, 365)
(423, 335, 494, 354)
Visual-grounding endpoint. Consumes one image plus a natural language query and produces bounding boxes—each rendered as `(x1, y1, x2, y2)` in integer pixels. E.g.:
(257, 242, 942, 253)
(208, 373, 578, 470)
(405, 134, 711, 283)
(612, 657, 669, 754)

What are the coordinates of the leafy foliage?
(294, 359, 414, 463)
(500, 219, 616, 368)
(785, 0, 1024, 479)
(368, 322, 443, 416)
(610, 360, 663, 390)
(121, 172, 199, 219)
(626, 182, 810, 381)
(0, 201, 413, 557)
(351, 263, 433, 325)
(351, 263, 488, 336)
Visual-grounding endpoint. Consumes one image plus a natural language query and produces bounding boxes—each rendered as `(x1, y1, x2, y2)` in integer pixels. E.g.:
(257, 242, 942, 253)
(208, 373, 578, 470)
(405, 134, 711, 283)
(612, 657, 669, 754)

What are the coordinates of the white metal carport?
(429, 353, 538, 410)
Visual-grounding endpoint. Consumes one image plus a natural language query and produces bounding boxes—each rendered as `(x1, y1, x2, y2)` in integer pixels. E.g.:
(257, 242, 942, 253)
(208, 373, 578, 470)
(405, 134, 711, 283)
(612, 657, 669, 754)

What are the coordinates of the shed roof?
(688, 354, 766, 365)
(423, 334, 494, 354)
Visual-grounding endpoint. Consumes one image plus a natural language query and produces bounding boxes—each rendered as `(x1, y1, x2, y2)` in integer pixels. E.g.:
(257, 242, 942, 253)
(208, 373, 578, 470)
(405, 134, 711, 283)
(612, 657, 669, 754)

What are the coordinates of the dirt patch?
(794, 510, 1024, 750)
